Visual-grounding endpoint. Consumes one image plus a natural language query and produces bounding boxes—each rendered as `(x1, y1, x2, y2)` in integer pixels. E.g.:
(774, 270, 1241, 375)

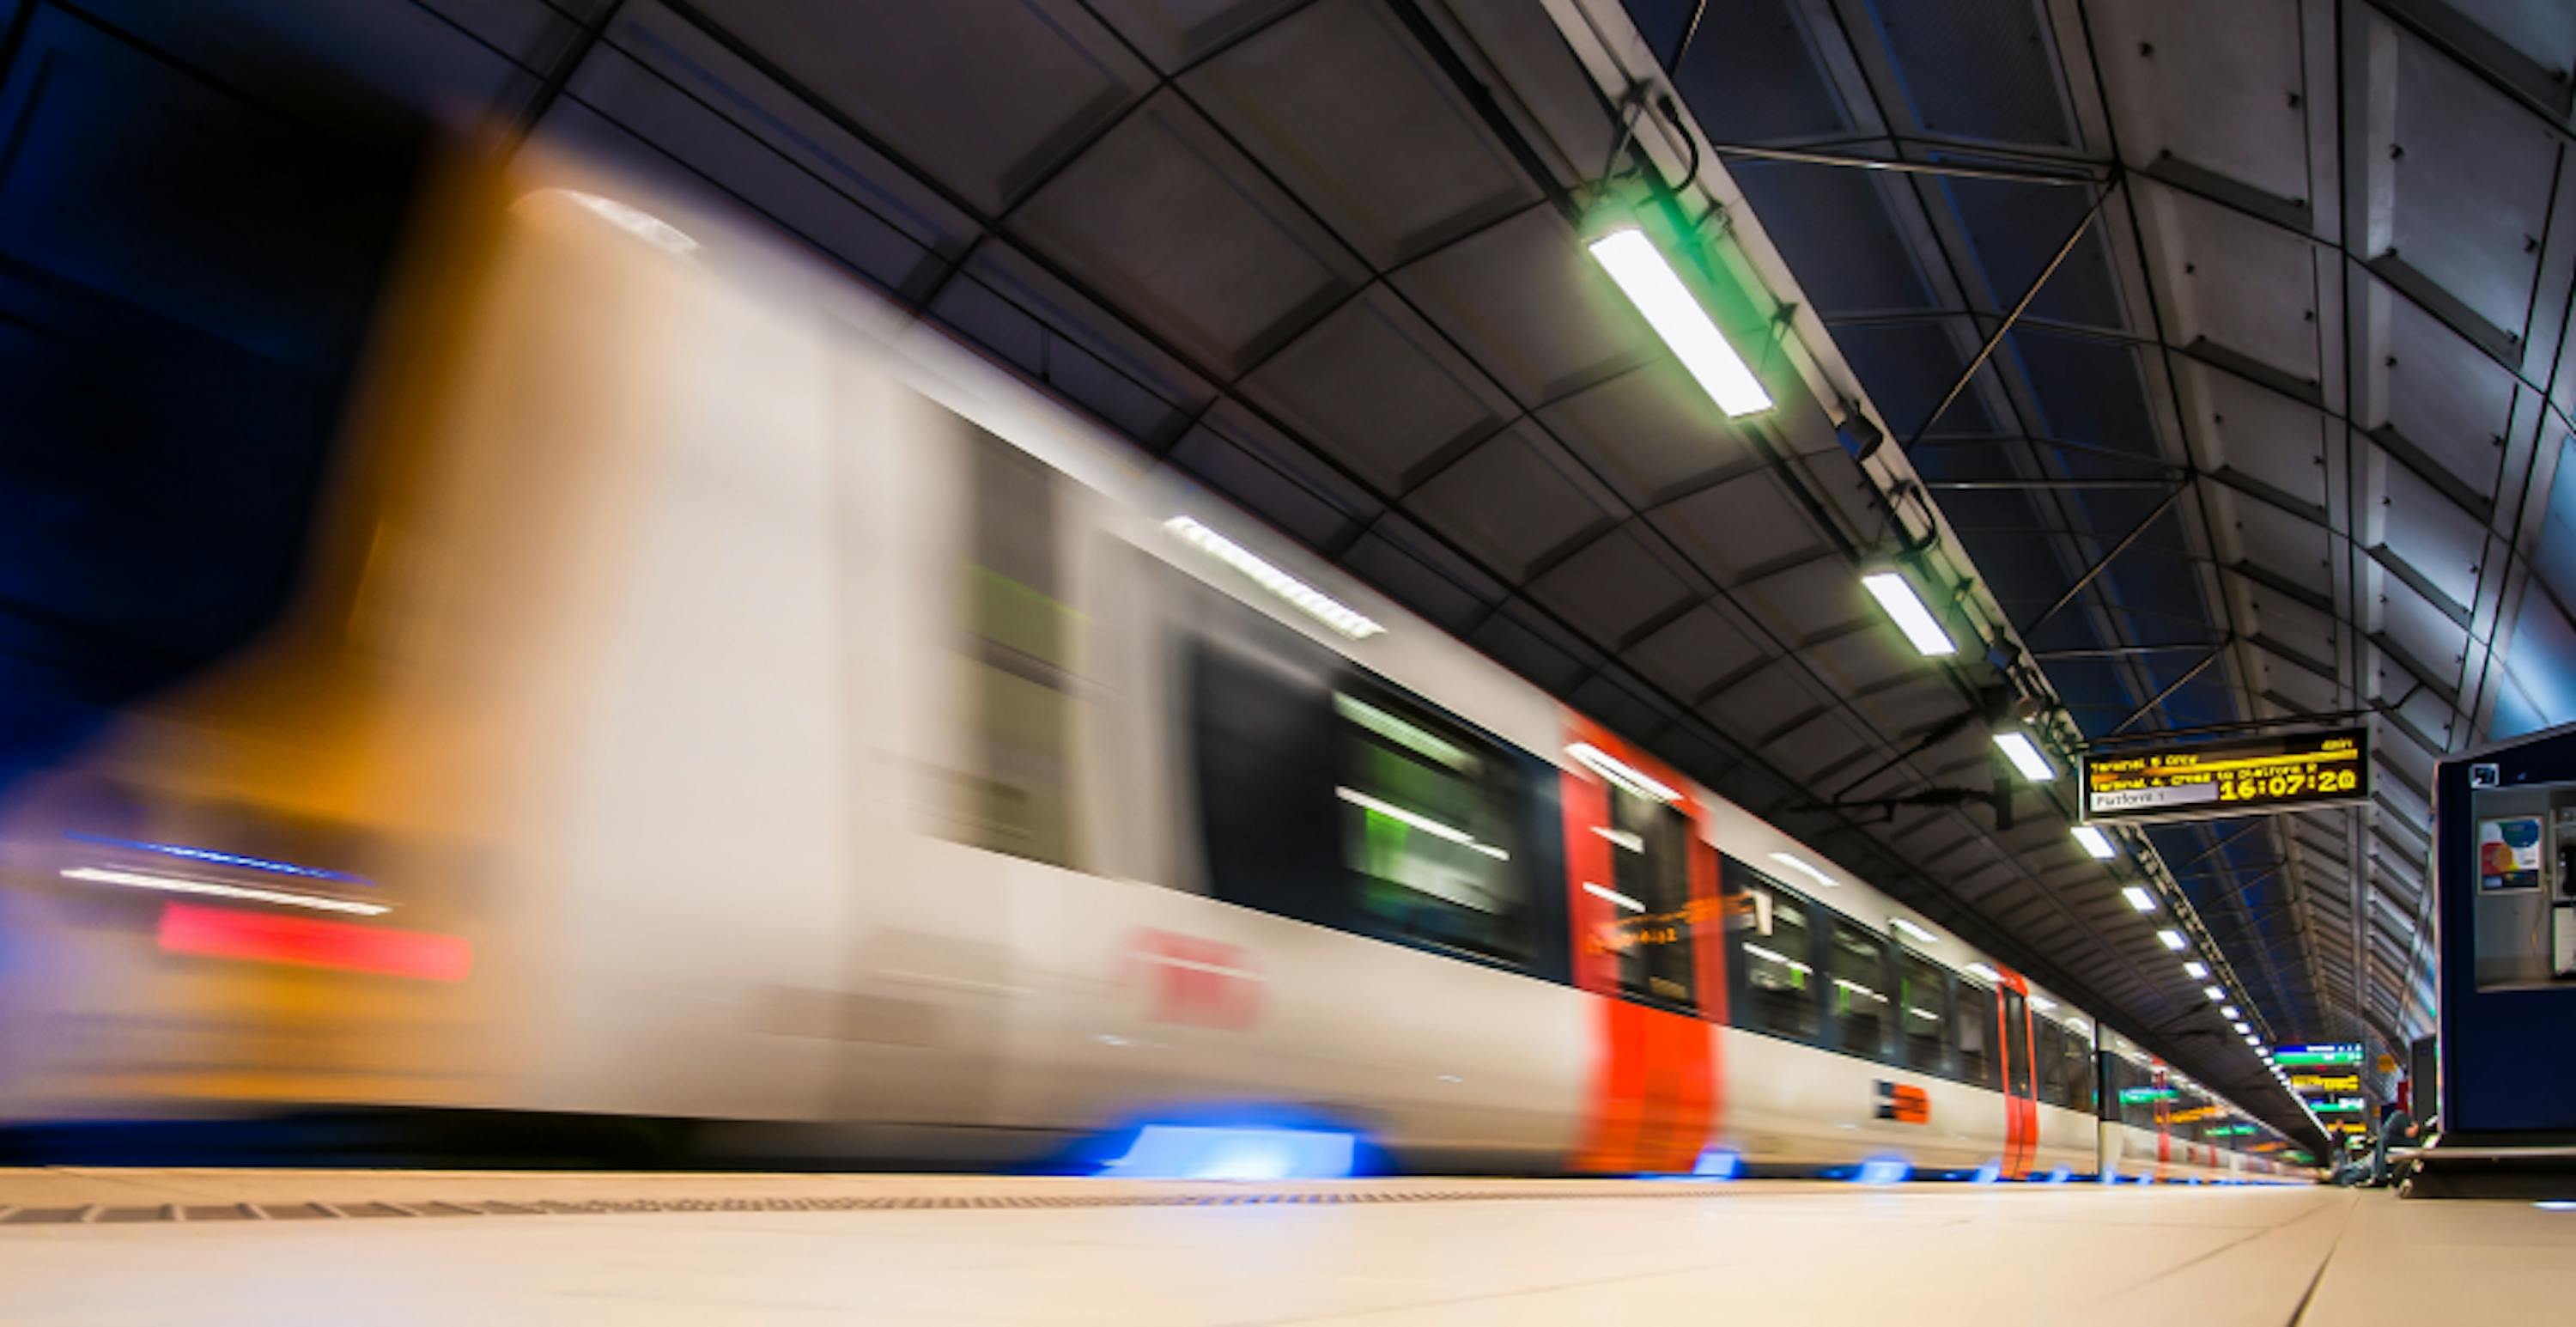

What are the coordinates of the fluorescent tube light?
(1860, 570, 1957, 656)
(1593, 826, 1645, 853)
(1583, 881, 1645, 913)
(1768, 851, 1839, 889)
(1891, 917, 1940, 945)
(2203, 986, 2226, 1001)
(1993, 731, 2056, 782)
(2123, 886, 2156, 912)
(1965, 962, 2000, 983)
(2073, 825, 2117, 858)
(2221, 1005, 2240, 1020)
(1585, 228, 1771, 417)
(2156, 928, 2188, 951)
(1167, 517, 1384, 639)
(1334, 788, 1508, 859)
(1565, 743, 1679, 802)
(2183, 961, 2209, 979)
(60, 866, 390, 916)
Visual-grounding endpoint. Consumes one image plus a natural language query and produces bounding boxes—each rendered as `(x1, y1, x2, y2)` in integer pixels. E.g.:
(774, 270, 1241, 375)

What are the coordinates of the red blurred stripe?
(156, 903, 472, 982)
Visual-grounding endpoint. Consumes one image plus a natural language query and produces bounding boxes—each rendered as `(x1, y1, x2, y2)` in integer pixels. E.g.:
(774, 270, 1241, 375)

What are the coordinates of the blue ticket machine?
(2425, 724, 2576, 1196)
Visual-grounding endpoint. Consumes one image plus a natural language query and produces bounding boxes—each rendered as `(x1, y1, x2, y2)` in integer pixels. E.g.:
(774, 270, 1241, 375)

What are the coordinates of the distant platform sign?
(2081, 728, 2367, 825)
(2276, 1042, 2364, 1068)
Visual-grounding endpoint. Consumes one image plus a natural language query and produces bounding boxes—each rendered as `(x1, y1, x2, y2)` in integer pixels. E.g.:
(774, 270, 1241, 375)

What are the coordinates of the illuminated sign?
(2275, 1043, 2364, 1067)
(2289, 1074, 2360, 1092)
(2313, 1097, 2368, 1114)
(2119, 1087, 2176, 1105)
(2081, 728, 2367, 825)
(2205, 1124, 2255, 1136)
(2169, 1105, 2223, 1123)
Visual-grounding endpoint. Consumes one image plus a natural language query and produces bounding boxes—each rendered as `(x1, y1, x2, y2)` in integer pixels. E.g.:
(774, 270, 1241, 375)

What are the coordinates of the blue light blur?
(1690, 1147, 1741, 1180)
(1098, 1125, 1356, 1181)
(2534, 1200, 2576, 1212)
(1855, 1155, 1910, 1185)
(2044, 1167, 2071, 1184)
(1969, 1161, 2002, 1184)
(64, 832, 372, 885)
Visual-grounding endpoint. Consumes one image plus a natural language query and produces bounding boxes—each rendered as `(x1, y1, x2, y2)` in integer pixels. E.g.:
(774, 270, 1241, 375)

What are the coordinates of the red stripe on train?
(157, 902, 473, 982)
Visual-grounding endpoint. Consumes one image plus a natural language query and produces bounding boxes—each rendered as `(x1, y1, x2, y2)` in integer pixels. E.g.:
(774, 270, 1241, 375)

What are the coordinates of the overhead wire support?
(2106, 644, 2231, 735)
(2020, 480, 2190, 636)
(1904, 178, 2122, 451)
(1704, 141, 2106, 187)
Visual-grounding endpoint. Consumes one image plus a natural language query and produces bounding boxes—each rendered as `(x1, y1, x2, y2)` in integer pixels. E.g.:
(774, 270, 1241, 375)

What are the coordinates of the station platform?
(0, 1171, 2554, 1324)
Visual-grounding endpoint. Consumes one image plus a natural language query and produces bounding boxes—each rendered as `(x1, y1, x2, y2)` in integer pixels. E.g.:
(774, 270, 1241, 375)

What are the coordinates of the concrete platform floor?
(0, 1170, 2561, 1324)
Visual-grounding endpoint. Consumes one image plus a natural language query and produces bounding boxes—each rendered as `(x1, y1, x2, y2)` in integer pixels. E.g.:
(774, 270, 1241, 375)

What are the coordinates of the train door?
(1997, 976, 2039, 1178)
(1560, 718, 1722, 1173)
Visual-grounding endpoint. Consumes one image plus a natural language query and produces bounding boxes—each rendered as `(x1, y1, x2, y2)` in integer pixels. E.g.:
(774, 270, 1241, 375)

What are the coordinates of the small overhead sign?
(2080, 728, 2367, 825)
(2275, 1043, 2364, 1067)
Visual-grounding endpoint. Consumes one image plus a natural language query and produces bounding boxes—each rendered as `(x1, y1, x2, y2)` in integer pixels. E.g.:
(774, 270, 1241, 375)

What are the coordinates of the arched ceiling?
(75, 0, 2576, 1135)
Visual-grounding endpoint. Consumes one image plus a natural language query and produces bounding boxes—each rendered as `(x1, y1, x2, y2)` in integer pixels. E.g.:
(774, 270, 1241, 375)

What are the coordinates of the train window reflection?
(1734, 886, 1817, 1041)
(1825, 916, 1891, 1060)
(1606, 787, 1695, 1010)
(1893, 947, 1952, 1074)
(1955, 977, 1998, 1088)
(1333, 686, 1529, 965)
(2041, 1018, 2094, 1111)
(954, 421, 1078, 867)
(2002, 989, 2033, 1097)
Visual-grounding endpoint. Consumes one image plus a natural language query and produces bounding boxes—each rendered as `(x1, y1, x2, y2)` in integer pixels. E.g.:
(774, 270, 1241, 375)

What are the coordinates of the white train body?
(0, 156, 2298, 1182)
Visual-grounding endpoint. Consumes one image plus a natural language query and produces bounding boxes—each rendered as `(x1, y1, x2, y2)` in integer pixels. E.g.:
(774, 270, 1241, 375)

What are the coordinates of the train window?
(1188, 617, 1569, 980)
(1954, 977, 1999, 1088)
(1602, 787, 1698, 1010)
(1894, 946, 1952, 1074)
(2058, 1024, 2097, 1112)
(1823, 915, 1893, 1060)
(2036, 1019, 2090, 1111)
(2110, 1056, 2160, 1129)
(954, 423, 1078, 867)
(2002, 989, 2033, 1097)
(2034, 1018, 2067, 1105)
(1731, 881, 1819, 1042)
(1332, 686, 1535, 965)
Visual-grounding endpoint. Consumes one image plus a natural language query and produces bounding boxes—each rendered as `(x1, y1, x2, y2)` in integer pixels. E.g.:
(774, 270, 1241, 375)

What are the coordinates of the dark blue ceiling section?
(1865, 0, 2075, 148)
(2007, 330, 2164, 457)
(1835, 321, 1998, 437)
(1935, 176, 2127, 331)
(1665, 0, 1850, 142)
(2150, 817, 2321, 1031)
(1728, 163, 1934, 316)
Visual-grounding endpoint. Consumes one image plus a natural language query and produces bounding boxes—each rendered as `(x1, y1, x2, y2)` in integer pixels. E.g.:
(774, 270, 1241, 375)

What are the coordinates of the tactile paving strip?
(0, 1184, 1738, 1227)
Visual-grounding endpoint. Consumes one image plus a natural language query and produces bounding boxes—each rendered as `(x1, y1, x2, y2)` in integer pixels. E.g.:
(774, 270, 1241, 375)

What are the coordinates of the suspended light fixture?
(2122, 886, 2157, 912)
(2073, 825, 2117, 859)
(1993, 731, 2056, 782)
(1860, 569, 1957, 657)
(1585, 228, 1772, 417)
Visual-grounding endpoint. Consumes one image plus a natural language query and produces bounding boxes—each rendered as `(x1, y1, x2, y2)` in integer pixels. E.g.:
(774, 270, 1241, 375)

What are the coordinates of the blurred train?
(0, 151, 2299, 1184)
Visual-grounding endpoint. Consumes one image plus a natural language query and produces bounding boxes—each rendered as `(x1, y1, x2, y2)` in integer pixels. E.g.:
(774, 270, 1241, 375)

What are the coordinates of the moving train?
(0, 151, 2298, 1183)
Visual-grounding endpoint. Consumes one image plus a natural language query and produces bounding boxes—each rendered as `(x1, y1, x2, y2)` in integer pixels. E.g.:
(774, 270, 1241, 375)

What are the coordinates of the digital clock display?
(2080, 727, 2369, 825)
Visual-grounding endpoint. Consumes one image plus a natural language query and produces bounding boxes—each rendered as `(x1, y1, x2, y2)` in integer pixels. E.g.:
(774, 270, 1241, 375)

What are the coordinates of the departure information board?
(2081, 728, 2367, 825)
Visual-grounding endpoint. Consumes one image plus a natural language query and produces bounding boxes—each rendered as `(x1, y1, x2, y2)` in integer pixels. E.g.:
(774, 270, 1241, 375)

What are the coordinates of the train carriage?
(0, 153, 2299, 1182)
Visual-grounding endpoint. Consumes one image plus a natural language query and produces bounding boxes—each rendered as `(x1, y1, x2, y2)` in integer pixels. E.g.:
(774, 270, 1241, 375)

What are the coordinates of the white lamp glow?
(1587, 228, 1773, 417)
